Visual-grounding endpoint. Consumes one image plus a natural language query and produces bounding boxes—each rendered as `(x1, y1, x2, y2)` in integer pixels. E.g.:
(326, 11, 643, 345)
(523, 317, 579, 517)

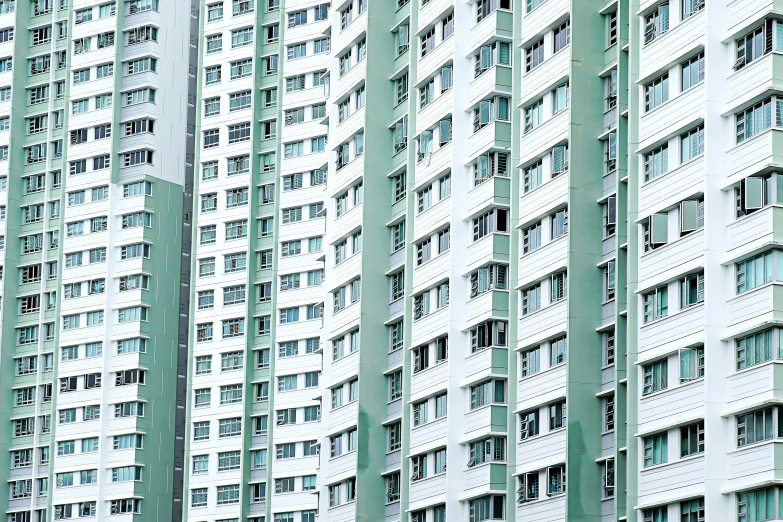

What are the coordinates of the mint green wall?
(565, 0, 609, 519)
(354, 0, 403, 517)
(625, 0, 642, 513)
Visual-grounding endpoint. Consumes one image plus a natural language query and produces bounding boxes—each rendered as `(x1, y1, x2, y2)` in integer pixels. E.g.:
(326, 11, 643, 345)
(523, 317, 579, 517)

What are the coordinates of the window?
(643, 285, 668, 323)
(680, 272, 704, 308)
(644, 2, 669, 44)
(680, 421, 704, 457)
(643, 432, 668, 467)
(736, 98, 773, 144)
(473, 96, 509, 131)
(737, 329, 775, 370)
(475, 41, 511, 77)
(468, 437, 505, 467)
(681, 52, 704, 90)
(681, 125, 704, 163)
(737, 488, 774, 521)
(525, 39, 544, 72)
(553, 20, 570, 53)
(469, 379, 505, 409)
(469, 495, 505, 522)
(644, 144, 668, 182)
(642, 358, 667, 395)
(735, 25, 765, 71)
(644, 73, 669, 112)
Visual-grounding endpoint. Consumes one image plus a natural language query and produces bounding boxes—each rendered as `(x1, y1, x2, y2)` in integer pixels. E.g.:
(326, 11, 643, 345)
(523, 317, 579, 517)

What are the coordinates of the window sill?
(517, 492, 566, 507)
(641, 452, 703, 473)
(521, 233, 567, 258)
(411, 358, 447, 377)
(518, 426, 565, 444)
(640, 376, 703, 401)
(642, 148, 704, 190)
(411, 415, 447, 431)
(415, 250, 449, 270)
(640, 301, 703, 330)
(328, 500, 357, 510)
(519, 299, 567, 322)
(733, 359, 783, 376)
(639, 226, 703, 260)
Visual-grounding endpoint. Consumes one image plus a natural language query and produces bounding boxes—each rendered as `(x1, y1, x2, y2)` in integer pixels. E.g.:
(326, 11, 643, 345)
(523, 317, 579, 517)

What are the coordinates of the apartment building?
(0, 0, 778, 520)
(0, 0, 196, 519)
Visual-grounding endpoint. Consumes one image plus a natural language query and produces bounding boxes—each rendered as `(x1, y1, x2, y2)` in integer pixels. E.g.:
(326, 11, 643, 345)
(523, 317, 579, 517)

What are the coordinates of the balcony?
(329, 401, 358, 432)
(638, 455, 704, 503)
(413, 252, 450, 293)
(464, 462, 506, 492)
(327, 450, 357, 479)
(518, 300, 566, 349)
(335, 12, 367, 57)
(520, 49, 568, 105)
(639, 83, 704, 146)
(333, 106, 366, 148)
(280, 149, 328, 176)
(638, 155, 704, 218)
(727, 130, 783, 184)
(467, 233, 509, 272)
(465, 346, 508, 377)
(411, 307, 449, 346)
(519, 173, 567, 227)
(332, 205, 363, 245)
(638, 303, 704, 353)
(470, 65, 513, 108)
(728, 0, 772, 35)
(281, 86, 328, 110)
(518, 236, 567, 288)
(413, 199, 451, 241)
(470, 120, 511, 158)
(727, 206, 783, 255)
(331, 350, 360, 384)
(727, 362, 782, 411)
(411, 360, 448, 397)
(409, 471, 446, 504)
(470, 10, 513, 52)
(521, 0, 568, 46)
(726, 284, 783, 337)
(639, 379, 704, 430)
(516, 428, 566, 471)
(728, 53, 783, 104)
(410, 416, 447, 450)
(516, 493, 565, 520)
(327, 501, 356, 522)
(331, 298, 361, 334)
(638, 229, 704, 284)
(464, 404, 507, 437)
(517, 364, 566, 408)
(639, 11, 705, 82)
(417, 88, 454, 135)
(466, 176, 510, 221)
(728, 443, 783, 492)
(466, 290, 508, 323)
(418, 38, 455, 87)
(415, 140, 453, 188)
(519, 110, 568, 166)
(417, 0, 451, 28)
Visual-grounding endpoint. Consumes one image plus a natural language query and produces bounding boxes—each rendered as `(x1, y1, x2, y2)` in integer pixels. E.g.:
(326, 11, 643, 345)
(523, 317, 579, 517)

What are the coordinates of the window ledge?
(641, 453, 704, 473)
(518, 426, 566, 444)
(640, 153, 704, 190)
(411, 415, 447, 431)
(728, 438, 783, 455)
